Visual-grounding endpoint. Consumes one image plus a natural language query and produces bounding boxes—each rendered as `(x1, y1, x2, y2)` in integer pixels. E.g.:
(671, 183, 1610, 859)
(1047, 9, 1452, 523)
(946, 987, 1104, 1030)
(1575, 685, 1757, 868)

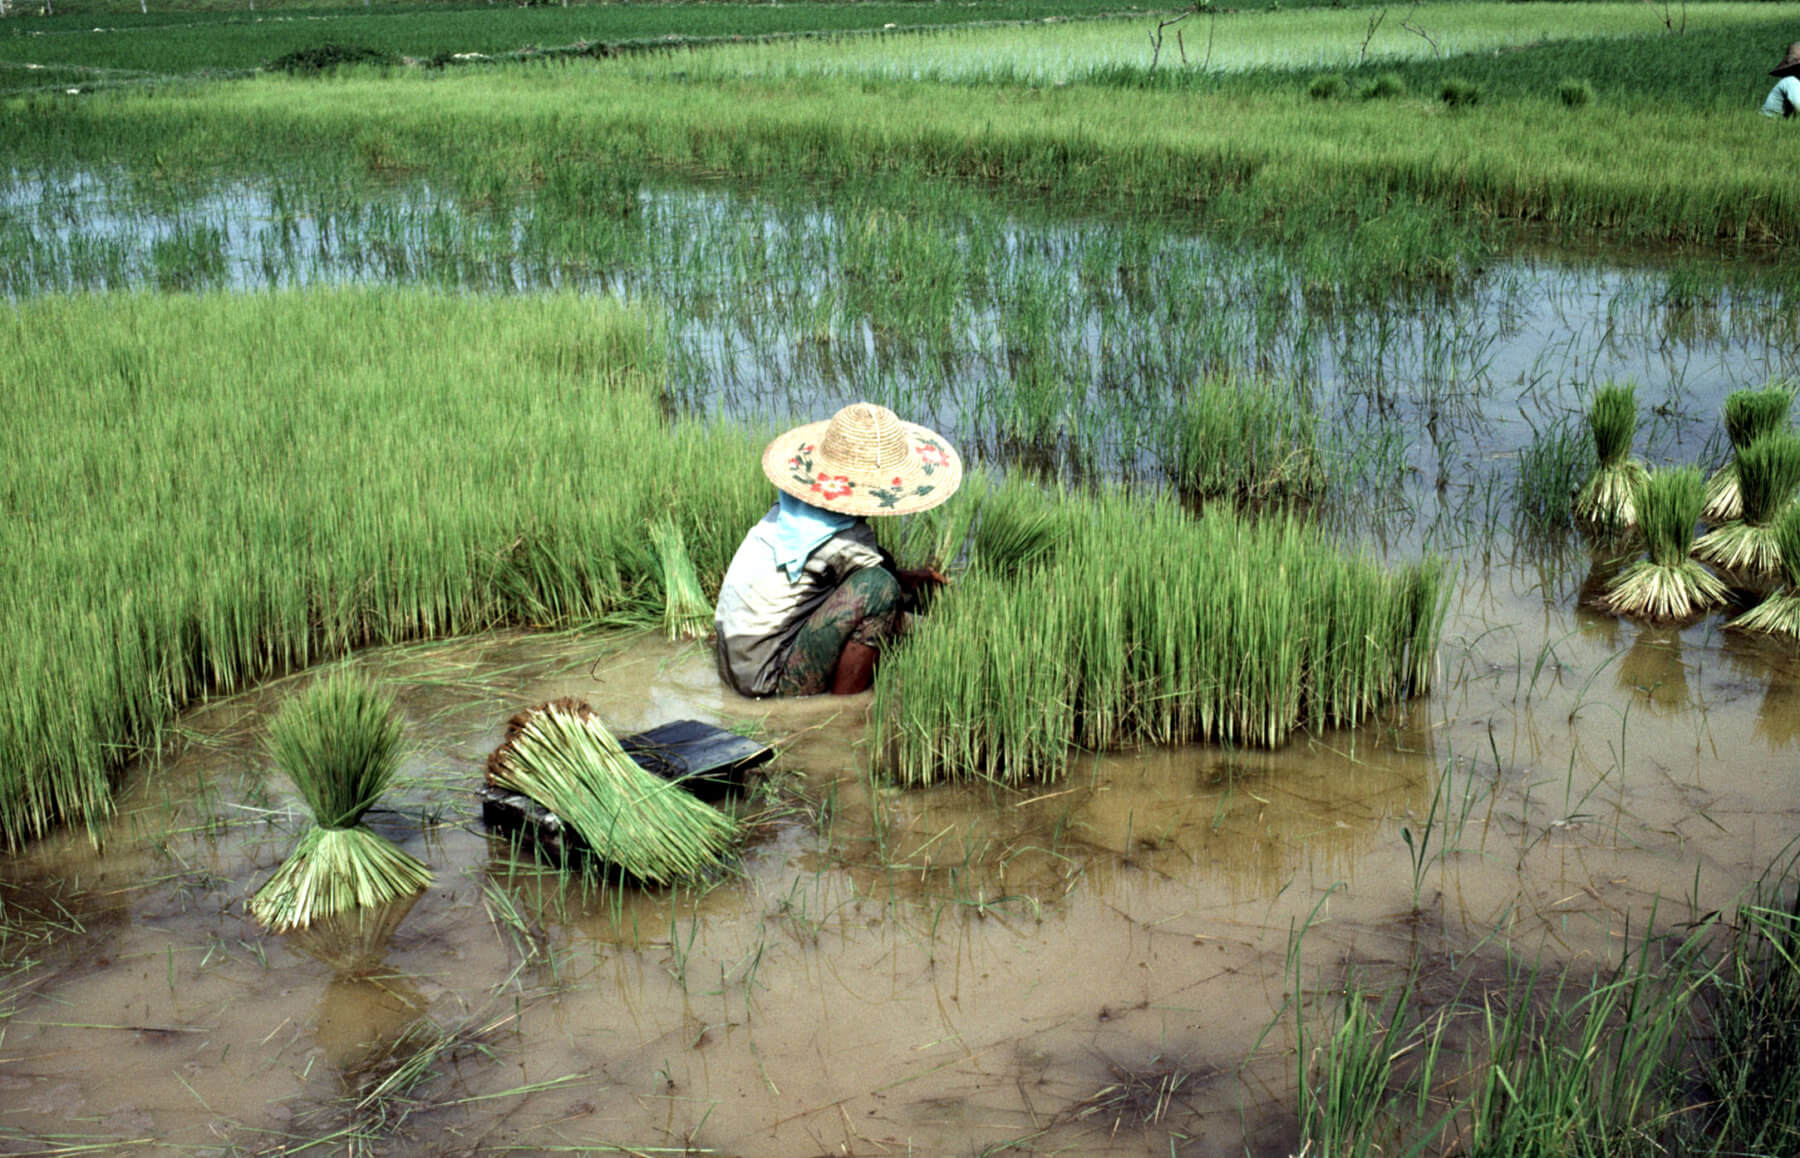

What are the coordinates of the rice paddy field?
(5, 1, 1800, 1154)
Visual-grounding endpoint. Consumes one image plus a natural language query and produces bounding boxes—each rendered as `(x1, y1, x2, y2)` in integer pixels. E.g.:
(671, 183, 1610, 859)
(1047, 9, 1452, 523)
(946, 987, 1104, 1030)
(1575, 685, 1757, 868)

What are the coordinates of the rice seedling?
(485, 700, 737, 884)
(649, 518, 712, 642)
(1726, 504, 1800, 640)
(963, 476, 1067, 581)
(873, 488, 1447, 784)
(1572, 382, 1648, 531)
(1162, 376, 1325, 512)
(1512, 414, 1593, 535)
(1597, 467, 1726, 623)
(247, 672, 432, 933)
(1285, 847, 1800, 1155)
(1703, 384, 1794, 523)
(1692, 432, 1800, 577)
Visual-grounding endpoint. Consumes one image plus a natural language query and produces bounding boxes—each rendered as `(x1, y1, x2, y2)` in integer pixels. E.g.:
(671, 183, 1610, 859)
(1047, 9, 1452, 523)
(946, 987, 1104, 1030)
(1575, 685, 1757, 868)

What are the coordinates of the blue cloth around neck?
(770, 492, 859, 582)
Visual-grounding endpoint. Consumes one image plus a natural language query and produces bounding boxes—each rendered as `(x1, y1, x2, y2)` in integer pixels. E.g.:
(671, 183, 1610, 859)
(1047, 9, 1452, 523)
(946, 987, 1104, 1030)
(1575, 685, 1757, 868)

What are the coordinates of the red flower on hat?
(915, 440, 951, 471)
(811, 473, 854, 502)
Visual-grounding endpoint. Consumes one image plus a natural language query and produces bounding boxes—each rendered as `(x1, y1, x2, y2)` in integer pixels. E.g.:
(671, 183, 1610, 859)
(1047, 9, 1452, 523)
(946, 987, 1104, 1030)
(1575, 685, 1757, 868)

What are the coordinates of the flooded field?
(3, 543, 1797, 1154)
(4, 167, 1800, 1155)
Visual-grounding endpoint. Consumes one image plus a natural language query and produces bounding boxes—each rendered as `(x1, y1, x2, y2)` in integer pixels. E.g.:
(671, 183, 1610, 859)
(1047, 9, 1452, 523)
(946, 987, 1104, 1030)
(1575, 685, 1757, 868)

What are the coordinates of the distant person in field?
(1763, 42, 1800, 117)
(714, 402, 959, 697)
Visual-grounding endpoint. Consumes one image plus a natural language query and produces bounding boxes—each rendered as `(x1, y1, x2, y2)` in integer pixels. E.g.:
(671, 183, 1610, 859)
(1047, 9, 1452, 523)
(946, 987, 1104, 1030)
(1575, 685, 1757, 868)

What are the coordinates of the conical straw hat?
(761, 402, 963, 517)
(1773, 41, 1800, 77)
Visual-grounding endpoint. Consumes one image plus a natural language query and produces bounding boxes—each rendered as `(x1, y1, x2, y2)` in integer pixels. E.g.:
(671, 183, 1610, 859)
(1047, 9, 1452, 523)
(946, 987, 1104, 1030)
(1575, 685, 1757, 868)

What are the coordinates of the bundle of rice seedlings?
(649, 518, 711, 641)
(1704, 386, 1795, 523)
(966, 477, 1066, 580)
(1693, 432, 1800, 576)
(1728, 505, 1800, 639)
(485, 699, 736, 884)
(1597, 467, 1726, 622)
(1572, 383, 1648, 530)
(249, 673, 432, 933)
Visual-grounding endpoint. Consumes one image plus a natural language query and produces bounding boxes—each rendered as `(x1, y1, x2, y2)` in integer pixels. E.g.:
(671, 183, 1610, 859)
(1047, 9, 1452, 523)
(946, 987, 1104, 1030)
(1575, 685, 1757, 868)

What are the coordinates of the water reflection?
(6, 168, 1800, 528)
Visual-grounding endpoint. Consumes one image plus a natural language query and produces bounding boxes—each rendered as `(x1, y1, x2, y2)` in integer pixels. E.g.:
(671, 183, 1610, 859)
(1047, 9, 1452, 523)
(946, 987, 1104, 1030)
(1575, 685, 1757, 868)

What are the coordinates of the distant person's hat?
(762, 402, 962, 517)
(1772, 41, 1800, 77)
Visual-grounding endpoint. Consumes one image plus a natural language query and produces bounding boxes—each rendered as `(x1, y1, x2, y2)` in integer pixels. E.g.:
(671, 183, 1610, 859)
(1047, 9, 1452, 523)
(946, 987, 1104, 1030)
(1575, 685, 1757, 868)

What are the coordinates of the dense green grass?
(0, 289, 773, 844)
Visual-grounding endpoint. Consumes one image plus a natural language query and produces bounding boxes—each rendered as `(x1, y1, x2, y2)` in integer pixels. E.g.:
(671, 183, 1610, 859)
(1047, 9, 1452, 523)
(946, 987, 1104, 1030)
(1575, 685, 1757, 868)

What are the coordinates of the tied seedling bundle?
(1730, 505, 1800, 639)
(1597, 467, 1726, 623)
(1573, 382, 1648, 531)
(249, 673, 432, 933)
(650, 518, 712, 641)
(1693, 432, 1800, 577)
(1704, 385, 1794, 524)
(486, 700, 736, 884)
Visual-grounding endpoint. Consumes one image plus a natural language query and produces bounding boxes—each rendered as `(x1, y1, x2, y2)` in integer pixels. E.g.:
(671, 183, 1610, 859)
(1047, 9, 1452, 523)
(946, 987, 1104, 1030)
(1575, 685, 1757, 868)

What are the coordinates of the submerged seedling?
(248, 672, 432, 933)
(1598, 467, 1725, 623)
(1573, 382, 1648, 531)
(1693, 432, 1800, 577)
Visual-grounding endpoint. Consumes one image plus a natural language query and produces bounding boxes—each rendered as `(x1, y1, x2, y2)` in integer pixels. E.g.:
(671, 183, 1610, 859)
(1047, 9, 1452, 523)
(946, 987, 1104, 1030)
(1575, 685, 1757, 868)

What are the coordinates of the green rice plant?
(1513, 415, 1594, 535)
(1556, 77, 1594, 108)
(1297, 973, 1423, 1158)
(1573, 382, 1648, 530)
(964, 476, 1066, 581)
(873, 488, 1445, 784)
(1598, 467, 1726, 622)
(248, 672, 432, 933)
(1688, 847, 1800, 1155)
(1726, 504, 1800, 639)
(1692, 432, 1800, 577)
(1704, 384, 1794, 523)
(485, 700, 737, 884)
(649, 518, 712, 641)
(1162, 376, 1325, 511)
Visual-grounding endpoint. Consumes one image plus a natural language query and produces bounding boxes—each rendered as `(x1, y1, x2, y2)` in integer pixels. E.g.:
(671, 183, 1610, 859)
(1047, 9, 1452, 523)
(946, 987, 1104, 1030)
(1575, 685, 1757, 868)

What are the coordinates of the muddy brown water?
(3, 560, 1799, 1157)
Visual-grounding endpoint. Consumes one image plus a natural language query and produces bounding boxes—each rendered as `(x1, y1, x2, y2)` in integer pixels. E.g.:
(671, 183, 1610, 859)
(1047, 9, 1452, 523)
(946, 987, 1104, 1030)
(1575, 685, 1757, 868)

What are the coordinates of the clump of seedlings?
(1728, 505, 1800, 639)
(249, 672, 433, 933)
(486, 699, 737, 884)
(1164, 376, 1326, 512)
(1573, 382, 1648, 530)
(649, 518, 712, 641)
(1704, 385, 1794, 523)
(1596, 467, 1725, 622)
(873, 487, 1448, 785)
(1692, 432, 1800, 577)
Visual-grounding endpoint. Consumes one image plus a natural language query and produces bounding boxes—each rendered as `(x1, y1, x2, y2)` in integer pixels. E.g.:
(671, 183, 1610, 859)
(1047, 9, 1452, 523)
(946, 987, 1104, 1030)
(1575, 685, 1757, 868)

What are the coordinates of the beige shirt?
(714, 509, 884, 696)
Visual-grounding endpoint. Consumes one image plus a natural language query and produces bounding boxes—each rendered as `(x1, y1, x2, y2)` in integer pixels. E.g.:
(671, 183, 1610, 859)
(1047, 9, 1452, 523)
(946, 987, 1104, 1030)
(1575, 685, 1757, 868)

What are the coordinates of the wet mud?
(3, 554, 1799, 1156)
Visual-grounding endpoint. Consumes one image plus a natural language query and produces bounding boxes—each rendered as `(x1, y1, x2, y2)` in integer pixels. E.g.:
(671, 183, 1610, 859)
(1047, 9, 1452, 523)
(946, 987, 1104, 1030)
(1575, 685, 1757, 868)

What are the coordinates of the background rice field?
(5, 1, 1800, 1153)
